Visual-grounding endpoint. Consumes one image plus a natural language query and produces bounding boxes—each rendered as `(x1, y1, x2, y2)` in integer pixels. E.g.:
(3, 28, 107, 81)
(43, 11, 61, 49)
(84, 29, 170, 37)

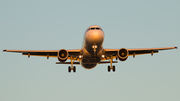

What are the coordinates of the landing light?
(79, 55, 83, 59)
(102, 55, 105, 58)
(92, 45, 97, 48)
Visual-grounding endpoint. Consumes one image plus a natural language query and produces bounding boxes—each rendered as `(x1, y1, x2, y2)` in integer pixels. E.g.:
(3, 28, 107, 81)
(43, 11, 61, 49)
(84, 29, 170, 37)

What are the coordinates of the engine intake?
(118, 48, 129, 61)
(58, 49, 68, 62)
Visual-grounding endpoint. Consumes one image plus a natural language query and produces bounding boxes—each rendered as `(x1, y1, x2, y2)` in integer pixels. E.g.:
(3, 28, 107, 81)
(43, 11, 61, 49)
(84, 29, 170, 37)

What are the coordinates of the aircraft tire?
(113, 65, 115, 72)
(73, 66, 76, 72)
(68, 66, 71, 73)
(108, 66, 110, 72)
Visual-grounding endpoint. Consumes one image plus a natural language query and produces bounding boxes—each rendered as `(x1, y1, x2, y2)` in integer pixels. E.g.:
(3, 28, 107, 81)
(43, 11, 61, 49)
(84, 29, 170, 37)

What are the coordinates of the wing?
(3, 49, 81, 59)
(104, 47, 177, 59)
(128, 47, 177, 56)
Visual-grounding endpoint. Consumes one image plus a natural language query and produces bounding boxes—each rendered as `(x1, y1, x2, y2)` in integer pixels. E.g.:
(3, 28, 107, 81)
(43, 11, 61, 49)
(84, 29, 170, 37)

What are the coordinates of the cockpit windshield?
(91, 28, 95, 30)
(87, 27, 102, 32)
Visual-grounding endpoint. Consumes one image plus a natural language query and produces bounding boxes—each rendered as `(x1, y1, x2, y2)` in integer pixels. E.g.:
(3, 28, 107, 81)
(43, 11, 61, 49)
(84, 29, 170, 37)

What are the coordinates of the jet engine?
(118, 48, 129, 61)
(58, 49, 68, 62)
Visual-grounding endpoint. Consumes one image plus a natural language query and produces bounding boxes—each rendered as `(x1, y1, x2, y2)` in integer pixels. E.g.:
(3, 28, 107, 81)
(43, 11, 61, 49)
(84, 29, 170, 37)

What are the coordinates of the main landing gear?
(107, 55, 116, 72)
(68, 66, 76, 73)
(108, 65, 115, 72)
(68, 55, 76, 73)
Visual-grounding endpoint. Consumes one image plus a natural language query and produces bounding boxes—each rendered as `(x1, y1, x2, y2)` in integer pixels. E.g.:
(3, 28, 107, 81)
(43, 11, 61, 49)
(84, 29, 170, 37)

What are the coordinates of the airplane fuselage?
(81, 25, 105, 69)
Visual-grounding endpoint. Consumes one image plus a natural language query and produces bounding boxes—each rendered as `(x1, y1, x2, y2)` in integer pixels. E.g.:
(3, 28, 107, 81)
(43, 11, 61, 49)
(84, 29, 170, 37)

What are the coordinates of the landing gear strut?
(107, 55, 116, 72)
(68, 55, 76, 73)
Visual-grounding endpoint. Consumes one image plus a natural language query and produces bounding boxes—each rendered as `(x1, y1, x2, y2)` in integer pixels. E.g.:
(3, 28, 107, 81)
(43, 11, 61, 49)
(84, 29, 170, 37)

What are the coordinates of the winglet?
(3, 49, 6, 52)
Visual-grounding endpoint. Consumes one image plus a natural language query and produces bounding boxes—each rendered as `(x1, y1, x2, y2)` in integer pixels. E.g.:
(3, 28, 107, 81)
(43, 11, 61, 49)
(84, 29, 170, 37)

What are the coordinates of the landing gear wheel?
(112, 65, 115, 72)
(73, 66, 76, 72)
(108, 66, 111, 72)
(68, 66, 71, 73)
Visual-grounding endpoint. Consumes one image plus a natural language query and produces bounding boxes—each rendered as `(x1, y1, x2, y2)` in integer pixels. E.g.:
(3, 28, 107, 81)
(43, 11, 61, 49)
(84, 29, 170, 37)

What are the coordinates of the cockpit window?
(91, 28, 95, 30)
(87, 27, 102, 32)
(87, 28, 90, 31)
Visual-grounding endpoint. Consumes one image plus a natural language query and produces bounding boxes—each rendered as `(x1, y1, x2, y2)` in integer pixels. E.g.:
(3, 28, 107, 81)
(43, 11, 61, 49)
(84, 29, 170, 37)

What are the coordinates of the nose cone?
(91, 31, 102, 41)
(86, 31, 104, 45)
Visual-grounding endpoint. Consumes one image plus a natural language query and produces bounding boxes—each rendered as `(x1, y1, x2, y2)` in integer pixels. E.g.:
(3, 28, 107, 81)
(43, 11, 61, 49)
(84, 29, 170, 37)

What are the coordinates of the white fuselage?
(81, 25, 105, 69)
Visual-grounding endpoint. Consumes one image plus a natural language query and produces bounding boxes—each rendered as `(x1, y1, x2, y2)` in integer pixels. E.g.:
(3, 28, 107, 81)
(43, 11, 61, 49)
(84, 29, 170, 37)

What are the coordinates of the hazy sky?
(0, 0, 180, 101)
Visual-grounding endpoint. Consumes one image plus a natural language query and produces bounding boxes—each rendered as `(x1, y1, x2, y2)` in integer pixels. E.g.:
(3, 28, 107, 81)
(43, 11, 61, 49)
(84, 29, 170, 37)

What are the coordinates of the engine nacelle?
(118, 48, 129, 61)
(57, 49, 68, 62)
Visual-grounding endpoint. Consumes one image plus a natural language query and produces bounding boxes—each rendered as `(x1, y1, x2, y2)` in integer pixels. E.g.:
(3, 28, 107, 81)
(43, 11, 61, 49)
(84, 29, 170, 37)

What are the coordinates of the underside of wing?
(3, 49, 81, 59)
(103, 46, 177, 60)
(3, 49, 58, 57)
(128, 47, 177, 56)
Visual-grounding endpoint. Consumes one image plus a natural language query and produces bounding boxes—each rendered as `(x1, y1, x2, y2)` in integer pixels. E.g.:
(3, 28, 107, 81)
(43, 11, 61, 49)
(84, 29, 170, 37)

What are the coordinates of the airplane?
(3, 25, 177, 73)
